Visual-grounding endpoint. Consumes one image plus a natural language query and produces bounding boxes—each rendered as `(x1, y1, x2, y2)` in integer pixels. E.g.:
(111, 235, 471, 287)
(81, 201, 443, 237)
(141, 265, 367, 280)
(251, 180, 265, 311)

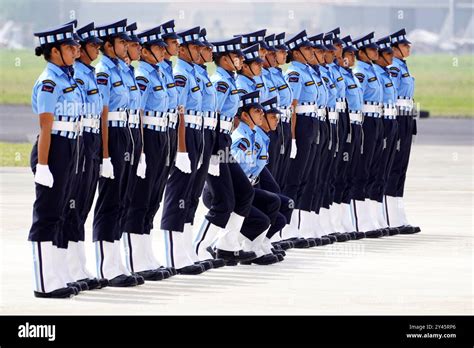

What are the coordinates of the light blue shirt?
(118, 59, 141, 113)
(389, 57, 415, 99)
(32, 62, 83, 139)
(74, 61, 103, 133)
(231, 121, 257, 178)
(319, 65, 337, 109)
(261, 68, 279, 102)
(173, 58, 202, 112)
(253, 126, 270, 178)
(328, 62, 346, 100)
(284, 61, 318, 104)
(374, 64, 397, 106)
(269, 67, 293, 108)
(341, 67, 363, 112)
(353, 60, 383, 105)
(135, 61, 169, 113)
(159, 59, 179, 111)
(310, 65, 328, 108)
(195, 64, 217, 113)
(211, 66, 240, 119)
(236, 73, 258, 96)
(95, 55, 129, 111)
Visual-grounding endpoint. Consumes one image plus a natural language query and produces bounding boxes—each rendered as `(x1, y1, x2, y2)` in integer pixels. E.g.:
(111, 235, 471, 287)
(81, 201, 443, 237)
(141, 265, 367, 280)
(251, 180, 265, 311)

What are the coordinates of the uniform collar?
(374, 63, 389, 74)
(46, 62, 68, 78)
(118, 59, 130, 72)
(255, 126, 269, 141)
(357, 60, 373, 69)
(217, 66, 236, 80)
(291, 60, 308, 70)
(238, 73, 255, 84)
(239, 121, 254, 134)
(140, 60, 160, 73)
(102, 55, 120, 69)
(176, 58, 195, 72)
(76, 60, 95, 73)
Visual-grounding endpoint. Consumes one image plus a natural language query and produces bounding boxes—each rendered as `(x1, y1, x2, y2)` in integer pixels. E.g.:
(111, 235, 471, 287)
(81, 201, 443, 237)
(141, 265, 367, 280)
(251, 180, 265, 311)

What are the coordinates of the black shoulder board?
(256, 83, 264, 88)
(87, 88, 99, 95)
(167, 83, 175, 88)
(385, 83, 393, 87)
(130, 85, 138, 91)
(191, 86, 200, 92)
(402, 73, 410, 77)
(337, 76, 344, 82)
(368, 76, 377, 82)
(278, 84, 288, 90)
(112, 81, 123, 87)
(348, 84, 357, 89)
(75, 78, 84, 85)
(136, 76, 149, 83)
(206, 82, 212, 87)
(153, 85, 163, 91)
(305, 81, 315, 86)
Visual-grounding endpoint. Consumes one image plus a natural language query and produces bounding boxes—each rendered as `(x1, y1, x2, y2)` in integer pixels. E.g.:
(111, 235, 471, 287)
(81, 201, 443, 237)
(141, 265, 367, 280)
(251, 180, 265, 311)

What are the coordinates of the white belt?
(203, 117, 218, 128)
(128, 113, 140, 125)
(336, 101, 346, 111)
(317, 108, 327, 117)
(328, 111, 338, 121)
(384, 107, 397, 117)
(349, 113, 363, 123)
(184, 114, 202, 126)
(52, 120, 79, 133)
(295, 104, 316, 113)
(82, 118, 100, 129)
(396, 99, 414, 109)
(220, 120, 233, 132)
(143, 116, 168, 127)
(108, 111, 127, 122)
(362, 104, 382, 114)
(168, 112, 178, 123)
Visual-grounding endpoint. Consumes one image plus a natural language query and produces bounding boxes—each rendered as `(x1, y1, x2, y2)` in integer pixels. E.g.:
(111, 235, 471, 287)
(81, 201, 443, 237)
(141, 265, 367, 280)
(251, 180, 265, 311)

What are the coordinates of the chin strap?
(227, 53, 239, 71)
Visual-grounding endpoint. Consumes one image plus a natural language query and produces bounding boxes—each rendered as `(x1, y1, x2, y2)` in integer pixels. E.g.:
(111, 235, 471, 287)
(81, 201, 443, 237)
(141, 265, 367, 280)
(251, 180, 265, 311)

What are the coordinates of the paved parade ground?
(0, 118, 472, 315)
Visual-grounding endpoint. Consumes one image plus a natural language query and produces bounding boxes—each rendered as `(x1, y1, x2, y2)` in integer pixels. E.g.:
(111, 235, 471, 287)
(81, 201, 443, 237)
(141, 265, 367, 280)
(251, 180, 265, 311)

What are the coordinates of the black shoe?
(136, 269, 165, 281)
(158, 269, 171, 279)
(207, 258, 226, 268)
(321, 237, 331, 245)
(365, 230, 384, 238)
(306, 238, 317, 247)
(196, 260, 212, 271)
(272, 248, 286, 257)
(274, 241, 292, 250)
(216, 249, 257, 262)
(108, 274, 138, 287)
(206, 246, 217, 259)
(399, 225, 421, 234)
(98, 278, 109, 288)
(176, 264, 204, 275)
(354, 232, 366, 239)
(313, 238, 322, 246)
(241, 254, 279, 265)
(381, 228, 390, 237)
(224, 260, 239, 266)
(132, 273, 145, 285)
(34, 287, 76, 299)
(388, 227, 400, 236)
(327, 235, 337, 243)
(67, 281, 89, 292)
(78, 278, 101, 290)
(349, 232, 358, 240)
(335, 234, 349, 242)
(291, 238, 310, 248)
(160, 266, 177, 276)
(275, 254, 284, 262)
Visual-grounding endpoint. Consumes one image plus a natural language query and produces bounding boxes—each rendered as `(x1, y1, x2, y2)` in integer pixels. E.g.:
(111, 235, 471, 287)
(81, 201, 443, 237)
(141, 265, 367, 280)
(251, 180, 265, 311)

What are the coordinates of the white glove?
(136, 153, 147, 179)
(290, 139, 297, 159)
(208, 155, 220, 177)
(100, 157, 115, 179)
(34, 164, 54, 188)
(175, 152, 192, 173)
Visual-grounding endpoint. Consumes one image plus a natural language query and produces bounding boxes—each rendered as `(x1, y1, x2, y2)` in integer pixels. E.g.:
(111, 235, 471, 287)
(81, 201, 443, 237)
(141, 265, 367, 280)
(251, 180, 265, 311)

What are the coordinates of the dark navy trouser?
(123, 129, 168, 235)
(311, 119, 329, 213)
(350, 115, 383, 201)
(343, 123, 363, 204)
(146, 127, 176, 234)
(202, 132, 254, 228)
(333, 111, 350, 204)
(119, 127, 142, 233)
(93, 127, 131, 242)
(29, 135, 76, 244)
(322, 121, 339, 208)
(186, 128, 216, 224)
(385, 115, 415, 197)
(62, 132, 101, 246)
(283, 115, 319, 206)
(369, 118, 398, 202)
(161, 127, 203, 232)
(275, 122, 292, 189)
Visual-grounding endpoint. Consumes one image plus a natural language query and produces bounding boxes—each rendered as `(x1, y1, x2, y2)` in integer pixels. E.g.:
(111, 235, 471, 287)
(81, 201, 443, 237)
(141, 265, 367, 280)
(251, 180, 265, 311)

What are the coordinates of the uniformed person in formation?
(30, 23, 83, 298)
(93, 19, 144, 287)
(28, 20, 421, 297)
(385, 29, 420, 235)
